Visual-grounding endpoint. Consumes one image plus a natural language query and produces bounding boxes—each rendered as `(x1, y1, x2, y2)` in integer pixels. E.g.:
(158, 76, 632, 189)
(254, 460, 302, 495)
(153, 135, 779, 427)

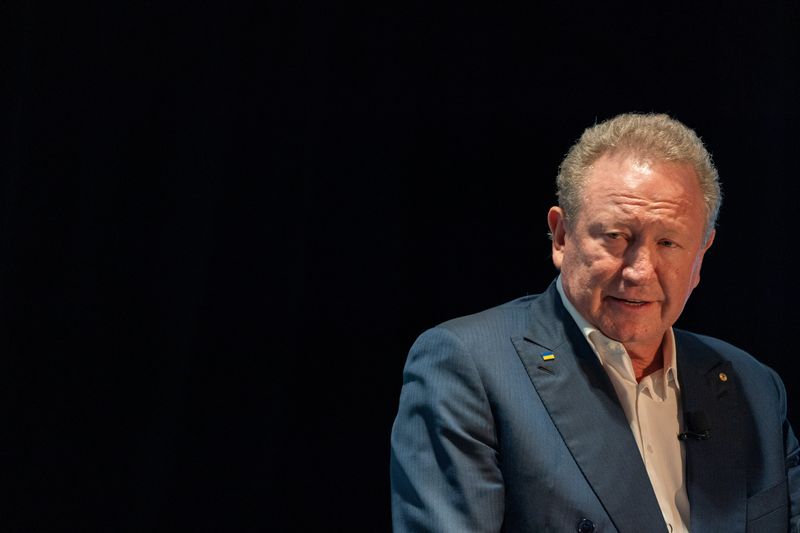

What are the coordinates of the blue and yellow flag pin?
(541, 351, 556, 361)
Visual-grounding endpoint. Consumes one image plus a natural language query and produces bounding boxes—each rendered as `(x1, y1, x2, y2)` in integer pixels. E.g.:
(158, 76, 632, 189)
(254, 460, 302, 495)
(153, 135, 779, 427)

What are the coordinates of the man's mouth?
(610, 297, 649, 306)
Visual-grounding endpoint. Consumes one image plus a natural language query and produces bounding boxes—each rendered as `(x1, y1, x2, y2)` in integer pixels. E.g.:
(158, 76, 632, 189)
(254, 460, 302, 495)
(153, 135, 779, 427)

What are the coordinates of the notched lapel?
(512, 285, 668, 533)
(676, 332, 747, 532)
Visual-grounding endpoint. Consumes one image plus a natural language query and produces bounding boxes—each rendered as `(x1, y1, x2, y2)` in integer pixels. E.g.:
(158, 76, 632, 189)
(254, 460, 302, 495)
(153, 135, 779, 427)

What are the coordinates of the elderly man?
(391, 113, 800, 532)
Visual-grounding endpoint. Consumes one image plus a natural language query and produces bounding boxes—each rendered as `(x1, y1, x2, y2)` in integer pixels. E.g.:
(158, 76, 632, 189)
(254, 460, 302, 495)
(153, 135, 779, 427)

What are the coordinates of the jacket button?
(576, 517, 595, 532)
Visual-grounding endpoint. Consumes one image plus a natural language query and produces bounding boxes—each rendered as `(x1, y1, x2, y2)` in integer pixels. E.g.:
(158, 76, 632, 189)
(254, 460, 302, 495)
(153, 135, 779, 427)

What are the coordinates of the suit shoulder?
(675, 329, 781, 381)
(434, 295, 538, 339)
(677, 329, 749, 358)
(408, 295, 539, 354)
(406, 295, 539, 382)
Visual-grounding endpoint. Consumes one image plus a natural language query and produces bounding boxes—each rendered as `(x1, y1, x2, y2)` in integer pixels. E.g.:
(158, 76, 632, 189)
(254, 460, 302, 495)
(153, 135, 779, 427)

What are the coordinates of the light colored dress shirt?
(556, 276, 690, 533)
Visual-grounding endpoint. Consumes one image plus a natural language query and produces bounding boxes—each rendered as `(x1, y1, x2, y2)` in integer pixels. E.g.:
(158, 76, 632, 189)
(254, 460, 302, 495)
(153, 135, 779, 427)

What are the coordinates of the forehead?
(578, 152, 706, 226)
(583, 153, 702, 202)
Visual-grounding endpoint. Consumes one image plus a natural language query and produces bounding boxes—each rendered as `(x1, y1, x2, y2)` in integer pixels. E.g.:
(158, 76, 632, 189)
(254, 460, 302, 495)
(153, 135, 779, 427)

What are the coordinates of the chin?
(600, 325, 644, 344)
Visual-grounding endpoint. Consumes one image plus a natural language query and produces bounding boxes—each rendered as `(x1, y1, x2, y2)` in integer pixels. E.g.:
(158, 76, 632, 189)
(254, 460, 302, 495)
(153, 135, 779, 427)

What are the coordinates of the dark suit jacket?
(391, 281, 800, 532)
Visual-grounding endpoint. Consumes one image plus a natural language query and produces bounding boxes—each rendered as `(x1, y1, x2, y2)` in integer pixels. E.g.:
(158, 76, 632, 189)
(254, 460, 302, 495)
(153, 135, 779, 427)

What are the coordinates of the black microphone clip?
(677, 411, 711, 441)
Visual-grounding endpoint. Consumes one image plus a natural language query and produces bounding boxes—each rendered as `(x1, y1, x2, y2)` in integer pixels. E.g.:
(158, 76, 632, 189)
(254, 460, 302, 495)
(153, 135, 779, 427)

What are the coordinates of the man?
(391, 113, 800, 532)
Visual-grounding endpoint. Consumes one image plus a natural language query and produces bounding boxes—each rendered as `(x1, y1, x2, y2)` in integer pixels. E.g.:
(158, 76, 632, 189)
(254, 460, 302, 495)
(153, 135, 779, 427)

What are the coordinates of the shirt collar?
(555, 275, 679, 391)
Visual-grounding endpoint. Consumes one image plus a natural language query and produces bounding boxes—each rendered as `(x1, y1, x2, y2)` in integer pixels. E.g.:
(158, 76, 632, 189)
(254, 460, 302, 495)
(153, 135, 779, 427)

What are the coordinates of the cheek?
(690, 256, 705, 287)
(665, 255, 704, 292)
(563, 260, 613, 301)
(576, 251, 619, 280)
(562, 240, 620, 284)
(565, 239, 601, 266)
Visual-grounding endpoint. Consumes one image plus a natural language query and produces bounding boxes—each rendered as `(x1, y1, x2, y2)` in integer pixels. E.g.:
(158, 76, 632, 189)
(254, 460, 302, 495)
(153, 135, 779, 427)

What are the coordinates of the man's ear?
(547, 206, 567, 270)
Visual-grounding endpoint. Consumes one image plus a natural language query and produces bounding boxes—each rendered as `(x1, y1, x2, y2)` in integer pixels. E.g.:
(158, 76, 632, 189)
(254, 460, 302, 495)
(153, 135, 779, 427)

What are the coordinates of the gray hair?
(556, 113, 722, 242)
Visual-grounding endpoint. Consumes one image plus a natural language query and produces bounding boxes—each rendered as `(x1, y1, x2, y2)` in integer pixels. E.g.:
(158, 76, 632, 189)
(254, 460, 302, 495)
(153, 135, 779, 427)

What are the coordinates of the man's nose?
(622, 244, 656, 283)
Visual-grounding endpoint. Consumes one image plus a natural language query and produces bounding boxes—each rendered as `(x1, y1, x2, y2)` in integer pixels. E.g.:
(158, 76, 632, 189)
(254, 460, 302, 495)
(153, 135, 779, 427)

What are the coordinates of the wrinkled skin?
(548, 151, 715, 378)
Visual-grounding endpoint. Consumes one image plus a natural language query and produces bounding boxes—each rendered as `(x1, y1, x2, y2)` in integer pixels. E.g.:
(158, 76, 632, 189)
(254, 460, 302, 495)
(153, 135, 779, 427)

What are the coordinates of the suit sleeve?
(785, 419, 800, 532)
(390, 327, 505, 532)
(779, 374, 800, 532)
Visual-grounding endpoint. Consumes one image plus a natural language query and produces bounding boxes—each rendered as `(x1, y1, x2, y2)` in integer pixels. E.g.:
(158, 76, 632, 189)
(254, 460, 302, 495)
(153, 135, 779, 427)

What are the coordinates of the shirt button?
(647, 444, 653, 453)
(576, 518, 595, 532)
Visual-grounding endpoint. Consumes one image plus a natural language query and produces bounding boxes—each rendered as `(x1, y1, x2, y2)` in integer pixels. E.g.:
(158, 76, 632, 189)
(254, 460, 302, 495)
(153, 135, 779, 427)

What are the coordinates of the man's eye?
(659, 239, 676, 248)
(606, 233, 623, 240)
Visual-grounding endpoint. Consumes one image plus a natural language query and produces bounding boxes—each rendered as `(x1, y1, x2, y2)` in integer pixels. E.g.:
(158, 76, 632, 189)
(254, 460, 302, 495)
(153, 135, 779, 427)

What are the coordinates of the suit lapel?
(675, 331, 746, 531)
(512, 283, 667, 532)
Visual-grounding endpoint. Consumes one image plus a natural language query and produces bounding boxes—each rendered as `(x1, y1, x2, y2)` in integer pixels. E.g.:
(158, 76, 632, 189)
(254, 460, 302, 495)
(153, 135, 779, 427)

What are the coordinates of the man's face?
(548, 151, 714, 358)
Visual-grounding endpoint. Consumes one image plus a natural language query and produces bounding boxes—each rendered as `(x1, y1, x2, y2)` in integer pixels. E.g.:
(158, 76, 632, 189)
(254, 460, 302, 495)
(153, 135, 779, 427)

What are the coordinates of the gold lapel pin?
(718, 372, 728, 382)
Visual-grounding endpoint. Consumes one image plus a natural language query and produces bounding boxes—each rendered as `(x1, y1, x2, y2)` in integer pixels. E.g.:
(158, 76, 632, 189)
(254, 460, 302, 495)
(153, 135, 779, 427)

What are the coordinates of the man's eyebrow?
(586, 221, 631, 230)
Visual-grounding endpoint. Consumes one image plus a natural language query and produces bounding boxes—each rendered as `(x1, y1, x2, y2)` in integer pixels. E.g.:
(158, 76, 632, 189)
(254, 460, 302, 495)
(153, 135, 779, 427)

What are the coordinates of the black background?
(4, 2, 800, 531)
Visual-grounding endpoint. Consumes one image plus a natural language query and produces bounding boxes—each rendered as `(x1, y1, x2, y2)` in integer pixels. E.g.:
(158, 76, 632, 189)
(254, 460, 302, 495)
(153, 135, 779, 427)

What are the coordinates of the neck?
(625, 343, 664, 382)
